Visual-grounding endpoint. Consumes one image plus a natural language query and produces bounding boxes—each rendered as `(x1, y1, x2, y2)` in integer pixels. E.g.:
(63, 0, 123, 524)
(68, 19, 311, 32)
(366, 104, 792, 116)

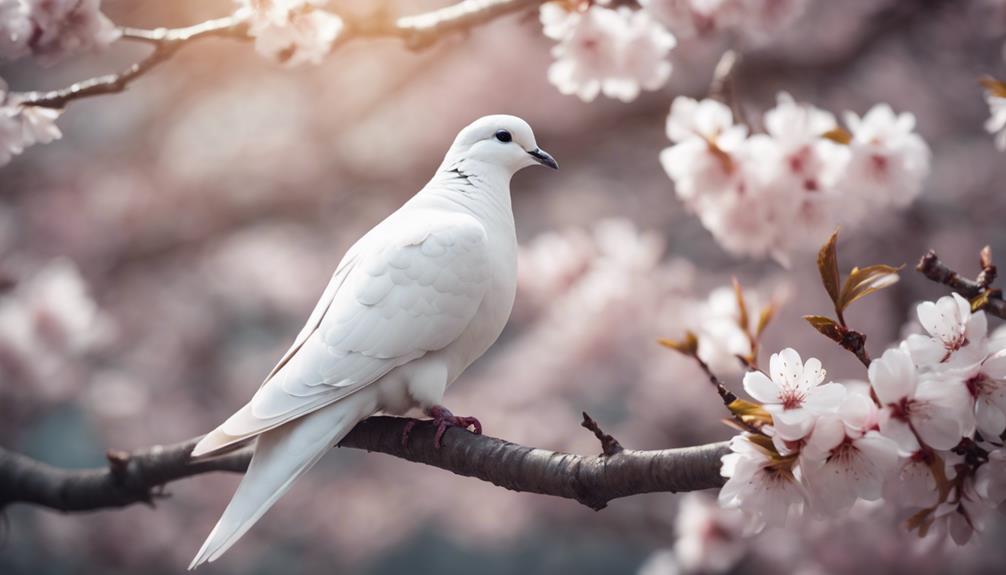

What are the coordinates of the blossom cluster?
(0, 260, 110, 402)
(0, 79, 62, 167)
(0, 0, 119, 65)
(640, 0, 808, 42)
(235, 0, 344, 66)
(720, 293, 1006, 545)
(540, 2, 675, 102)
(539, 0, 808, 102)
(660, 94, 931, 261)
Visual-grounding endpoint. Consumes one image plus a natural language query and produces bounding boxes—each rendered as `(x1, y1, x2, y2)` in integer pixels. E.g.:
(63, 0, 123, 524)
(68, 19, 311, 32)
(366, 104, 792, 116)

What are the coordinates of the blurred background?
(2, 0, 1006, 573)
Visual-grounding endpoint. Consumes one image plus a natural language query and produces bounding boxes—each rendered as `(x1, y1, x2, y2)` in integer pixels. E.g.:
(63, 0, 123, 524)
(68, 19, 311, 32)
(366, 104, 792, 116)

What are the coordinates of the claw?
(428, 405, 482, 449)
(401, 419, 418, 447)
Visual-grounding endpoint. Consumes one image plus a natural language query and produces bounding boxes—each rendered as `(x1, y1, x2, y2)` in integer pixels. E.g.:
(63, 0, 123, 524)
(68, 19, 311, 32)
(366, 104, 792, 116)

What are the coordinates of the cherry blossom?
(544, 4, 676, 102)
(0, 260, 110, 390)
(659, 93, 930, 260)
(672, 493, 746, 573)
(0, 0, 120, 65)
(0, 0, 32, 60)
(974, 446, 1006, 505)
(883, 451, 941, 508)
(236, 0, 344, 66)
(930, 476, 990, 546)
(0, 78, 63, 167)
(743, 348, 845, 440)
(869, 347, 974, 451)
(841, 104, 931, 209)
(719, 434, 807, 530)
(984, 91, 1006, 151)
(799, 392, 900, 515)
(659, 96, 748, 203)
(904, 293, 988, 367)
(948, 350, 1006, 438)
(640, 0, 807, 41)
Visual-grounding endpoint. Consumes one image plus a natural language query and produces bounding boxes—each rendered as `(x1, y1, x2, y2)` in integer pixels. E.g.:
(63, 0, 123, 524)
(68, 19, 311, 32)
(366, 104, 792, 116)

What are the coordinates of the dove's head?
(443, 115, 558, 178)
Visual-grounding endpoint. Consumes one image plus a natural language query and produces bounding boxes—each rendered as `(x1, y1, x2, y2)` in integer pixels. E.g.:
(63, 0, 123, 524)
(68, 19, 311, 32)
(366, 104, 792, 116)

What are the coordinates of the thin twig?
(581, 412, 624, 457)
(13, 0, 547, 109)
(917, 249, 1006, 320)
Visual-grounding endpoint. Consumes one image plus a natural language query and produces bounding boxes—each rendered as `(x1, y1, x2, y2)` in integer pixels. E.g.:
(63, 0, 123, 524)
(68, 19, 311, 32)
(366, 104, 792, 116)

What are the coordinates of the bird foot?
(400, 405, 482, 449)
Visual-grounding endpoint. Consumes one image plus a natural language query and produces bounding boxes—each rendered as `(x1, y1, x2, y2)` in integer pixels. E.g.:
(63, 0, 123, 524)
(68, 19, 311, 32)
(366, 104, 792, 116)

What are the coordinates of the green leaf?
(804, 315, 843, 343)
(837, 264, 902, 311)
(817, 229, 841, 306)
(658, 331, 699, 356)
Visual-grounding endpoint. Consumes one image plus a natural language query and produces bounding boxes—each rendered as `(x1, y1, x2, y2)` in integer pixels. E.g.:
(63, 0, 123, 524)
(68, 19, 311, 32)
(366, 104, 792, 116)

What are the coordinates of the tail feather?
(188, 397, 367, 569)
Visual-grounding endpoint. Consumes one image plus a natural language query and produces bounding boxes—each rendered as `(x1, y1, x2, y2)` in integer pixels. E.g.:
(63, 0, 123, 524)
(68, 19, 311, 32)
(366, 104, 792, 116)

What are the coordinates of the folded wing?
(192, 212, 491, 456)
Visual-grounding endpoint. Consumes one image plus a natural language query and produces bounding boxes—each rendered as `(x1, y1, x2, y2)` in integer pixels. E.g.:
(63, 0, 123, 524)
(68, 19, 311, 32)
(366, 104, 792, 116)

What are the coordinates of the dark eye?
(495, 130, 512, 143)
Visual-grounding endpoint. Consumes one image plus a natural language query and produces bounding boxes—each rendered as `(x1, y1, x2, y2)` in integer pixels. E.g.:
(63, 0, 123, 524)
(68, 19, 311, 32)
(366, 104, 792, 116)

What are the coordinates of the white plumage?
(188, 115, 557, 569)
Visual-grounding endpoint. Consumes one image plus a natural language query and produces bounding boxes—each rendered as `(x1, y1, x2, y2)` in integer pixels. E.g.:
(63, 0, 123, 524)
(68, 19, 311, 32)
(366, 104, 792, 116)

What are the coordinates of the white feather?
(189, 115, 552, 566)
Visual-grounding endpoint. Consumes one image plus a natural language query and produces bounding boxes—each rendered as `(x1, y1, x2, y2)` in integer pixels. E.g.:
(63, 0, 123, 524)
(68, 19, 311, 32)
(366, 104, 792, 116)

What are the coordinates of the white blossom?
(719, 434, 806, 530)
(2, 0, 121, 65)
(672, 493, 746, 573)
(236, 0, 344, 66)
(660, 96, 747, 202)
(940, 350, 1006, 438)
(841, 104, 931, 209)
(0, 0, 32, 60)
(0, 260, 110, 385)
(743, 348, 845, 440)
(904, 293, 988, 367)
(984, 93, 1006, 151)
(800, 392, 900, 515)
(0, 78, 63, 167)
(640, 0, 806, 41)
(545, 5, 676, 102)
(659, 93, 929, 261)
(869, 347, 974, 451)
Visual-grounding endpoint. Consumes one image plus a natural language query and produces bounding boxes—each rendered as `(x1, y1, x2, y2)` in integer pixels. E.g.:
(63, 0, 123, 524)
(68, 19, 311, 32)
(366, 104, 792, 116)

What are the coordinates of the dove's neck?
(421, 153, 516, 223)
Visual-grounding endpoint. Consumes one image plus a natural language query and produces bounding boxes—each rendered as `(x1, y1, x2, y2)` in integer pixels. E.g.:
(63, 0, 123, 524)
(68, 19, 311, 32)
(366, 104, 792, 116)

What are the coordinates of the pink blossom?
(719, 434, 807, 529)
(841, 104, 931, 208)
(984, 92, 1006, 151)
(800, 392, 900, 515)
(546, 5, 676, 102)
(236, 0, 343, 66)
(743, 348, 845, 440)
(672, 493, 746, 573)
(869, 347, 974, 451)
(16, 0, 120, 65)
(905, 293, 988, 367)
(0, 78, 63, 167)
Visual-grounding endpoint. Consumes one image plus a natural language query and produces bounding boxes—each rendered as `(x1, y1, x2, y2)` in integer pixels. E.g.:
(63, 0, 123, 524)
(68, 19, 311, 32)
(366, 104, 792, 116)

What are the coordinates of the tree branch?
(13, 0, 547, 109)
(0, 416, 728, 514)
(917, 249, 1006, 320)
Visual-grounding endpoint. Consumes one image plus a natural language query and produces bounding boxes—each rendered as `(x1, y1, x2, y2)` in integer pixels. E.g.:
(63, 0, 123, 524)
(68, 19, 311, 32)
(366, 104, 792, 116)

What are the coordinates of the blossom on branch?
(719, 434, 806, 530)
(236, 0, 344, 66)
(0, 0, 119, 64)
(640, 0, 807, 42)
(0, 78, 62, 167)
(660, 94, 931, 260)
(742, 348, 844, 440)
(542, 3, 676, 102)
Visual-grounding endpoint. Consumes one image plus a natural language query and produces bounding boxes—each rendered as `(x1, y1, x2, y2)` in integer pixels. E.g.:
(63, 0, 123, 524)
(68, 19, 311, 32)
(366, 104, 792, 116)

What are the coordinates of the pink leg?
(400, 405, 482, 449)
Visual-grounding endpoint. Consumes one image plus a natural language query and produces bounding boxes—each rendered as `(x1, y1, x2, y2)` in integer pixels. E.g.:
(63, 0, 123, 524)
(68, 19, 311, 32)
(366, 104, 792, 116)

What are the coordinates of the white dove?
(188, 114, 557, 569)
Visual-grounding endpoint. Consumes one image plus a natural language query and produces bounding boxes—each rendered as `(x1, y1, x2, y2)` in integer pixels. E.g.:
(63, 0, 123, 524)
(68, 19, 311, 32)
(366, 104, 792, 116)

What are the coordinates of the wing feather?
(204, 212, 491, 448)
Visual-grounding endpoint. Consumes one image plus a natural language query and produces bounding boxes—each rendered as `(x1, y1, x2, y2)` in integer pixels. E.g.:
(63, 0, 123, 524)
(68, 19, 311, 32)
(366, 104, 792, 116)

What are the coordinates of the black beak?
(527, 148, 559, 170)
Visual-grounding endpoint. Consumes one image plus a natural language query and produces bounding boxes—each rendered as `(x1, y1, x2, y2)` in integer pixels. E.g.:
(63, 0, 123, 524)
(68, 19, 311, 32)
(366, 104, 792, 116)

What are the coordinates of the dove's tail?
(188, 395, 369, 570)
